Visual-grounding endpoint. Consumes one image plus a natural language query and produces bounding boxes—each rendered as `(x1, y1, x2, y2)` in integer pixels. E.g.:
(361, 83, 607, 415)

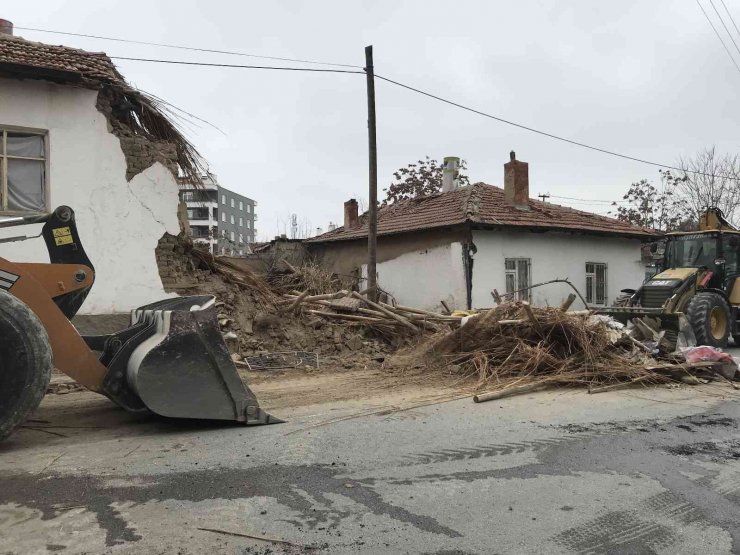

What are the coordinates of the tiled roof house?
(307, 152, 657, 311)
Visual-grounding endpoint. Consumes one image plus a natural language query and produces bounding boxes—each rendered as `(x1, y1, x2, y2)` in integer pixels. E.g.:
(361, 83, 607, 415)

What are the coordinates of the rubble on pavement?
(156, 234, 740, 400)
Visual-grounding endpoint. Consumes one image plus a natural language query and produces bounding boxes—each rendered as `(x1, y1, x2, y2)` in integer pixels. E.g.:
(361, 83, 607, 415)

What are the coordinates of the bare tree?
(665, 147, 740, 223)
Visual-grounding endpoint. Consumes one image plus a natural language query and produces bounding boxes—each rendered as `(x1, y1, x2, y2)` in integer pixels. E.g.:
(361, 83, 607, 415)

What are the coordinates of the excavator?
(0, 206, 279, 441)
(603, 207, 740, 349)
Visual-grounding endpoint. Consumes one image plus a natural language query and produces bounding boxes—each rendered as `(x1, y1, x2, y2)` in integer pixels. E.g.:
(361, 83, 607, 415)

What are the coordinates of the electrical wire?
(719, 0, 740, 43)
(548, 195, 625, 204)
(374, 73, 740, 181)
(24, 24, 739, 181)
(13, 25, 362, 69)
(695, 0, 740, 76)
(110, 56, 364, 74)
(709, 0, 740, 57)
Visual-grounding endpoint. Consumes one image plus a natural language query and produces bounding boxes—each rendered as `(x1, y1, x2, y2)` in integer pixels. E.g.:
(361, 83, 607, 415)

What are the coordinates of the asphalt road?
(2, 373, 740, 554)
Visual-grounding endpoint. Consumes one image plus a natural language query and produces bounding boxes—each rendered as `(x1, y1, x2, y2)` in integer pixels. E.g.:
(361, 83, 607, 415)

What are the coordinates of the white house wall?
(0, 78, 180, 314)
(362, 242, 467, 311)
(471, 230, 645, 308)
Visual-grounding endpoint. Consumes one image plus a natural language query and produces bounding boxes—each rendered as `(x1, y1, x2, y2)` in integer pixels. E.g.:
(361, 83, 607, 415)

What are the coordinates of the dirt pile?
(155, 235, 396, 366)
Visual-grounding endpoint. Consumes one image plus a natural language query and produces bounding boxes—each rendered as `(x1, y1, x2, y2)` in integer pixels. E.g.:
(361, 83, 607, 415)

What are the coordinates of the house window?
(586, 262, 607, 305)
(221, 194, 226, 204)
(181, 191, 194, 202)
(230, 214, 234, 225)
(221, 212, 226, 223)
(230, 231, 235, 242)
(239, 217, 243, 227)
(230, 198, 234, 208)
(239, 201, 243, 211)
(1, 128, 47, 213)
(246, 204, 251, 214)
(504, 258, 531, 302)
(238, 233, 243, 244)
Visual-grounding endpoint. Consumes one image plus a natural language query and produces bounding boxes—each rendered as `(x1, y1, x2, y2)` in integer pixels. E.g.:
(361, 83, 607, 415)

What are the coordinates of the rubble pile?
(401, 301, 740, 400)
(157, 235, 740, 396)
(155, 235, 398, 365)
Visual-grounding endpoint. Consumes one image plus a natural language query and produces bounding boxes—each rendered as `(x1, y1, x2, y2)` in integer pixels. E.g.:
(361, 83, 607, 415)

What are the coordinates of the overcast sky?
(6, 1, 740, 239)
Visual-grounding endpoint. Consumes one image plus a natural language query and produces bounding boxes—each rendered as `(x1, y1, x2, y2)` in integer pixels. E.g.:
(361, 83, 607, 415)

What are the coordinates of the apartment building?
(179, 174, 257, 255)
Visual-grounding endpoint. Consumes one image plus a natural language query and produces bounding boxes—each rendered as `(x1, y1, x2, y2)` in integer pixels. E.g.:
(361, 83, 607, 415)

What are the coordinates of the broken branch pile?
(277, 289, 463, 338)
(410, 301, 738, 399)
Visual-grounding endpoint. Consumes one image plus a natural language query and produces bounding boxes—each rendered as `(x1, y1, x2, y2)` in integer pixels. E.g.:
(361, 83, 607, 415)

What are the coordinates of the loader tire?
(0, 290, 53, 441)
(686, 292, 731, 348)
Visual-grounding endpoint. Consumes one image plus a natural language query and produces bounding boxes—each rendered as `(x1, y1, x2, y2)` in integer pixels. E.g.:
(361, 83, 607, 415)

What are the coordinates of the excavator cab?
(0, 206, 279, 441)
(601, 208, 740, 349)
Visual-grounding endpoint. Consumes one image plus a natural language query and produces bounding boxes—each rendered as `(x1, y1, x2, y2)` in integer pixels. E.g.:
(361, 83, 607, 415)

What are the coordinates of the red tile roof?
(307, 183, 657, 243)
(0, 34, 124, 87)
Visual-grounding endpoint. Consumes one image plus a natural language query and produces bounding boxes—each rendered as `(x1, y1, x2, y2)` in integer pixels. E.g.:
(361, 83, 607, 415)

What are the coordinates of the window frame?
(0, 126, 49, 215)
(504, 258, 532, 302)
(585, 262, 608, 306)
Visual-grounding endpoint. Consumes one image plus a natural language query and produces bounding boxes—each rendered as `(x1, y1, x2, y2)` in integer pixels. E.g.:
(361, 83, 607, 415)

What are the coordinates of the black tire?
(0, 290, 53, 441)
(686, 292, 731, 348)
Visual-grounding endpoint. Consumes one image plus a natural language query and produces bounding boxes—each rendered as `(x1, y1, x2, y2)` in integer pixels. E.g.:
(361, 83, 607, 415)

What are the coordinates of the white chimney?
(442, 157, 460, 193)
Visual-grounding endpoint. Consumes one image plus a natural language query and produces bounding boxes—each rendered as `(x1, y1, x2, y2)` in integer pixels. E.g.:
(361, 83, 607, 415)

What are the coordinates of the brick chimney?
(344, 199, 359, 229)
(504, 150, 529, 209)
(0, 19, 13, 35)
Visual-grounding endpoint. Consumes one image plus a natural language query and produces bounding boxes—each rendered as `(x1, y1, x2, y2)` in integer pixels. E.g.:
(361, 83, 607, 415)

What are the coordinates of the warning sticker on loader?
(52, 227, 74, 246)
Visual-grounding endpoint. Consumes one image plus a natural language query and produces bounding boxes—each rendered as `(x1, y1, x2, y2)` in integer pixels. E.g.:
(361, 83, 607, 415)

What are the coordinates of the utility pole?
(365, 45, 378, 302)
(538, 193, 550, 203)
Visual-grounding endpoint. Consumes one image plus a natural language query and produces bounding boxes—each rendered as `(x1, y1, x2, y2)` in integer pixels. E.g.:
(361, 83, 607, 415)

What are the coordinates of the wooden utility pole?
(365, 45, 378, 302)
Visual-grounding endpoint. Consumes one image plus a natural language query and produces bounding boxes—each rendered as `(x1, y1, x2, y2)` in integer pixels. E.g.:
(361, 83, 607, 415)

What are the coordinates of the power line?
(695, 0, 740, 76)
(110, 56, 364, 74)
(548, 195, 625, 204)
(13, 25, 361, 69)
(719, 0, 740, 43)
(374, 73, 740, 181)
(708, 0, 740, 58)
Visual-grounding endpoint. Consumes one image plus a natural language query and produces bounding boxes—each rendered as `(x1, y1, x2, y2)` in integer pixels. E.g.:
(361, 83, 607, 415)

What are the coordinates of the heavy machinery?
(0, 206, 279, 441)
(603, 208, 740, 349)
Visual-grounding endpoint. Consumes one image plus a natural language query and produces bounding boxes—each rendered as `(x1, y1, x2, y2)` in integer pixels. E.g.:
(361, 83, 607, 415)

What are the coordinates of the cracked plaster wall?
(0, 77, 180, 314)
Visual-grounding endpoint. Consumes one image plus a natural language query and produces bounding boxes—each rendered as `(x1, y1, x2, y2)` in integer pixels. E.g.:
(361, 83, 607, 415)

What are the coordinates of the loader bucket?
(101, 295, 281, 425)
(595, 307, 696, 351)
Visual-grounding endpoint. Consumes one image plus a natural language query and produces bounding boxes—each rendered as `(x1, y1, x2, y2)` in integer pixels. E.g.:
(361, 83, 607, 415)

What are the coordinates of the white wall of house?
(362, 242, 468, 311)
(0, 77, 180, 314)
(471, 230, 645, 308)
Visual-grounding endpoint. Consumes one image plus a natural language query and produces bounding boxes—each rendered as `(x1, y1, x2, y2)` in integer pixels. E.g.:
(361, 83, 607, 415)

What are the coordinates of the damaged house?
(0, 20, 202, 313)
(307, 152, 656, 311)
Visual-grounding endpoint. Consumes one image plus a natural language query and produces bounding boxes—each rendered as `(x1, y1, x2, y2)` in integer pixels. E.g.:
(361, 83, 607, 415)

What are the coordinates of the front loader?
(600, 208, 740, 349)
(0, 206, 280, 441)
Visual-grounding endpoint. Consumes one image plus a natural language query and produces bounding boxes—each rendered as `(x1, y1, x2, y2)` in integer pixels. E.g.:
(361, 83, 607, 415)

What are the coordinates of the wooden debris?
(559, 293, 576, 312)
(473, 383, 550, 403)
(588, 375, 653, 394)
(287, 290, 310, 315)
(351, 291, 419, 333)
